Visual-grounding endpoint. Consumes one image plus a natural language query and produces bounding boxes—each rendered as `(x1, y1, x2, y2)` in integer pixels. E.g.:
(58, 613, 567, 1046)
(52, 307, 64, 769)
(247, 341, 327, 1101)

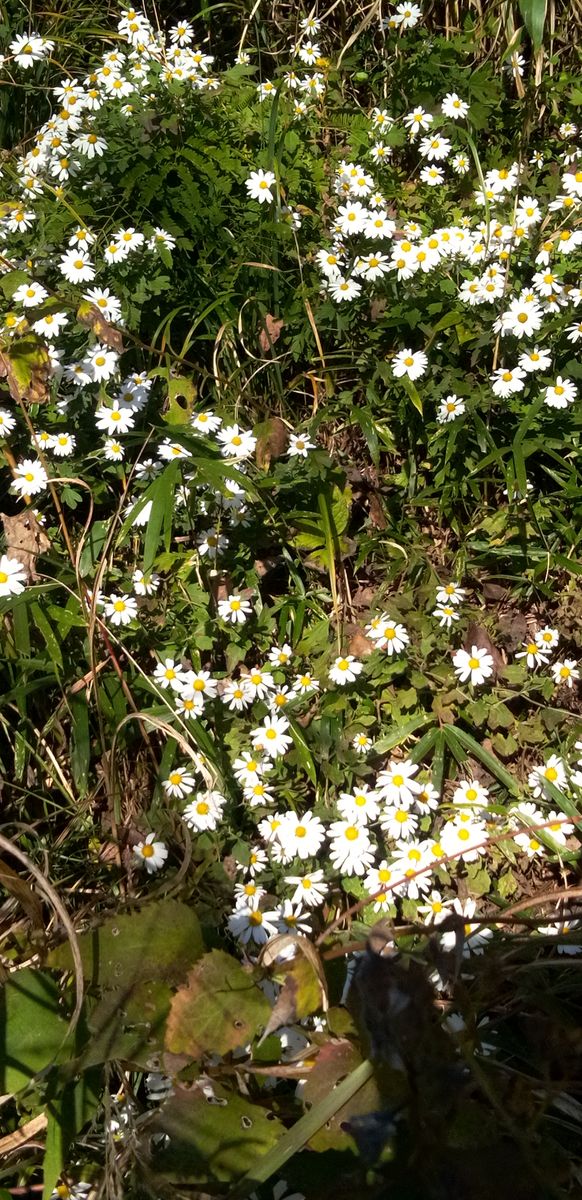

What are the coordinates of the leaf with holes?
(149, 1083, 284, 1183)
(48, 899, 203, 990)
(165, 949, 269, 1061)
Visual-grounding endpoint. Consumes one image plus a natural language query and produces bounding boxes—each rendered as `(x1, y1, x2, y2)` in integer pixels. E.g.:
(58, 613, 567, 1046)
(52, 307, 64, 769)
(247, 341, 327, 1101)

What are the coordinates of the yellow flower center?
(295, 825, 306, 838)
(141, 844, 154, 857)
(468, 657, 480, 669)
(196, 801, 209, 815)
(0, 571, 7, 584)
(230, 599, 241, 610)
(345, 826, 359, 841)
(466, 788, 478, 801)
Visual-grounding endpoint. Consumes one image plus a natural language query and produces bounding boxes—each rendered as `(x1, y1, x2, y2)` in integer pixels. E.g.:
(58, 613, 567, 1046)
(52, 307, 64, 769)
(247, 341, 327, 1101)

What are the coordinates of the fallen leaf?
(255, 416, 289, 469)
(258, 313, 284, 355)
(1, 510, 51, 581)
(464, 622, 505, 677)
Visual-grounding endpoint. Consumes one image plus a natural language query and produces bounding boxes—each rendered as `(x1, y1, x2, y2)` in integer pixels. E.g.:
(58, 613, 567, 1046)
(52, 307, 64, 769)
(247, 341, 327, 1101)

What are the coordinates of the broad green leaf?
(518, 0, 547, 50)
(80, 980, 172, 1069)
(165, 949, 269, 1060)
(150, 1084, 285, 1183)
(229, 1058, 375, 1195)
(164, 376, 197, 425)
(301, 1041, 382, 1152)
(48, 899, 203, 990)
(403, 377, 423, 415)
(0, 968, 69, 1094)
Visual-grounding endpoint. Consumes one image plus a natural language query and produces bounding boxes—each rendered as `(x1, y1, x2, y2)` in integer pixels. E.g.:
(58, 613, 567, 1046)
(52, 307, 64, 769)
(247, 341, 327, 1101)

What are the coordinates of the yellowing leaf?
(165, 949, 269, 1060)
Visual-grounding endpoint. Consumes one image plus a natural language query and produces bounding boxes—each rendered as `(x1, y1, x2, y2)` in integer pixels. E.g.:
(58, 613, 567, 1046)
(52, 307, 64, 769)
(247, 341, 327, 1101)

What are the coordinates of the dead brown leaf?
(255, 416, 289, 469)
(0, 1113, 47, 1154)
(464, 622, 506, 677)
(258, 313, 284, 356)
(1, 510, 51, 581)
(76, 302, 124, 353)
(347, 626, 375, 657)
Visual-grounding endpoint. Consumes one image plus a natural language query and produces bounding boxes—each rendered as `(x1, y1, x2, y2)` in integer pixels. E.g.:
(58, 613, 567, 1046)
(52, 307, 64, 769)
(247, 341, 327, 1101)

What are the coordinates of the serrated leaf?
(165, 949, 269, 1060)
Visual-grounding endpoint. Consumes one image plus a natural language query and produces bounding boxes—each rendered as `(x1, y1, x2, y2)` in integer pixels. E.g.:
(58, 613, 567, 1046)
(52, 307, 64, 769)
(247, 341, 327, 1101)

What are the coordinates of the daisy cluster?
(125, 578, 581, 958)
(150, 710, 582, 952)
(306, 136, 582, 415)
(0, 8, 580, 961)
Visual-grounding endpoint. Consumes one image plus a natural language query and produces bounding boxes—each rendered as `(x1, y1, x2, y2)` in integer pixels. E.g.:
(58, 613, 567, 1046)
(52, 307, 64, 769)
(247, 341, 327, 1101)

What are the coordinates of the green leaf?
(228, 1058, 375, 1196)
(81, 980, 171, 1069)
(48, 899, 203, 990)
(374, 714, 435, 754)
(0, 968, 69, 1095)
(78, 519, 110, 577)
(518, 0, 547, 50)
(403, 377, 423, 415)
(151, 1084, 285, 1184)
(30, 602, 63, 670)
(143, 460, 179, 575)
(164, 376, 197, 425)
(70, 694, 90, 798)
(165, 949, 269, 1060)
(443, 726, 521, 797)
(288, 717, 317, 785)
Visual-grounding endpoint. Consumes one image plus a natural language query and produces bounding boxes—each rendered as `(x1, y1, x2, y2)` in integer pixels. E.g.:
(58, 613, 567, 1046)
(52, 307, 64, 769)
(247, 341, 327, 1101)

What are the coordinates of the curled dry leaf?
(76, 300, 124, 354)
